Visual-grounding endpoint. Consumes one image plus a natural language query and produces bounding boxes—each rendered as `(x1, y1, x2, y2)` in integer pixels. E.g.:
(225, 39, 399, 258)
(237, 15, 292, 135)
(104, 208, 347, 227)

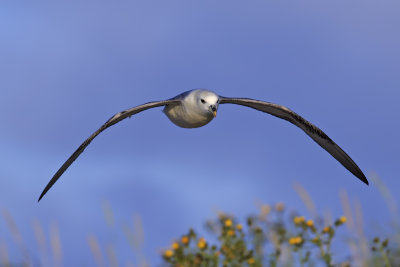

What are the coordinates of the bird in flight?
(38, 89, 368, 201)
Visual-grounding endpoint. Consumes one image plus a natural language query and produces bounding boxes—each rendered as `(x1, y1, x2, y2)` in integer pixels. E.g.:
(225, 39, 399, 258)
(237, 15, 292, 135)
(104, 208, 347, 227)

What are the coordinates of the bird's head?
(195, 90, 220, 118)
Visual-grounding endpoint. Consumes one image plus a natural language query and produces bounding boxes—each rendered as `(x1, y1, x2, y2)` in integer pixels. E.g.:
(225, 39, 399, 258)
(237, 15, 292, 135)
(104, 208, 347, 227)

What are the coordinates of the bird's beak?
(211, 105, 217, 117)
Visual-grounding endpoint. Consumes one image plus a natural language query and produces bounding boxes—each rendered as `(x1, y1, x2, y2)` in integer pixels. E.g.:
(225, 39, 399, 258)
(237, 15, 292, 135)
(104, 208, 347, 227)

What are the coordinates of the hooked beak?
(211, 105, 217, 117)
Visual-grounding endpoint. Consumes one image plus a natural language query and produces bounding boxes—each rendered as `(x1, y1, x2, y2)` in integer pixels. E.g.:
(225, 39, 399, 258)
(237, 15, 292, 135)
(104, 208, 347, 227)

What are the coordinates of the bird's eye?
(200, 99, 206, 104)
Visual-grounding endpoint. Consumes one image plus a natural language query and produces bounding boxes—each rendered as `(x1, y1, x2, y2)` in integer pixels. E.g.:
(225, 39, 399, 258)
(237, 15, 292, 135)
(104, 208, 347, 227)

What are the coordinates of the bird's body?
(38, 89, 368, 201)
(163, 89, 219, 128)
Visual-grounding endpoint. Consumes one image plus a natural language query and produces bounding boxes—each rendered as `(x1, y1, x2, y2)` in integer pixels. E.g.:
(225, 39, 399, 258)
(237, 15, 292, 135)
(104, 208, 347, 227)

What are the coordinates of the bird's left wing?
(38, 99, 180, 202)
(219, 97, 368, 185)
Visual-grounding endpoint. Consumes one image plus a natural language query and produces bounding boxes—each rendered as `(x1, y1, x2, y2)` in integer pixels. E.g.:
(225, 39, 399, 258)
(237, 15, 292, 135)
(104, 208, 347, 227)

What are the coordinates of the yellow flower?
(288, 236, 303, 245)
(164, 249, 173, 258)
(181, 236, 189, 245)
(197, 240, 206, 249)
(275, 202, 285, 212)
(306, 219, 314, 227)
(311, 236, 320, 244)
(247, 257, 255, 264)
(197, 237, 206, 249)
(224, 219, 233, 227)
(171, 242, 179, 250)
(293, 216, 305, 224)
(227, 230, 235, 237)
(322, 226, 331, 233)
(221, 245, 228, 253)
(335, 215, 348, 226)
(261, 204, 271, 215)
(236, 224, 243, 231)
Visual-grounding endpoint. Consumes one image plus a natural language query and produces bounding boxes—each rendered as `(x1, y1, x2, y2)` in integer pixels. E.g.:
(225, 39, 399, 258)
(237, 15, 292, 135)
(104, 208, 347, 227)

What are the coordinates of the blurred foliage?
(161, 203, 399, 266)
(1, 176, 400, 266)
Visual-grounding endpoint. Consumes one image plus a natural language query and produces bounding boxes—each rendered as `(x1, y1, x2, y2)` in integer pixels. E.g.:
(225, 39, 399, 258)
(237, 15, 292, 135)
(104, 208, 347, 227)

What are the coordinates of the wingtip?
(358, 173, 369, 186)
(38, 191, 46, 202)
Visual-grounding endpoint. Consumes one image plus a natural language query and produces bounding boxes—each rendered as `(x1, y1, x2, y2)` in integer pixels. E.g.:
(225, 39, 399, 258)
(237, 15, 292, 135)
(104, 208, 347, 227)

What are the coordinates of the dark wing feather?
(219, 97, 368, 185)
(38, 99, 180, 202)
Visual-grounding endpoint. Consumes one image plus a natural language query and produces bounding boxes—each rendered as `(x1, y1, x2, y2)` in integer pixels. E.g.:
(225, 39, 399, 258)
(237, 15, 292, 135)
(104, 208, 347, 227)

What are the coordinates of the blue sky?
(1, 0, 399, 265)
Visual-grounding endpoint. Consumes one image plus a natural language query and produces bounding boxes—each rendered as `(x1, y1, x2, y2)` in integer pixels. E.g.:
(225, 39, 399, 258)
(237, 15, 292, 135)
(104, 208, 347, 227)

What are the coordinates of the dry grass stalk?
(32, 219, 49, 267)
(0, 239, 9, 267)
(0, 208, 31, 265)
(88, 234, 105, 267)
(50, 222, 62, 267)
(293, 182, 317, 218)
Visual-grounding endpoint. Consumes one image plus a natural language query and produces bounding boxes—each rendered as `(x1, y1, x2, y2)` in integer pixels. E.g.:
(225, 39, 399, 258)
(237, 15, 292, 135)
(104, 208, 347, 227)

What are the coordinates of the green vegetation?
(161, 204, 394, 266)
(159, 176, 400, 266)
(0, 176, 399, 266)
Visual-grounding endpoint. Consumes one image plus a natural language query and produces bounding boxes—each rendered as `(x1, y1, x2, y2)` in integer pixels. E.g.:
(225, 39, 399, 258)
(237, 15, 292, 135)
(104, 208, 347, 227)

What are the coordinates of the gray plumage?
(38, 89, 368, 202)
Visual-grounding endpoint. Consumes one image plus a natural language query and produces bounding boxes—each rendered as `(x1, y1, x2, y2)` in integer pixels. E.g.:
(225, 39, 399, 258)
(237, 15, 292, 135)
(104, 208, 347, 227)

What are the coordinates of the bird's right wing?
(38, 99, 180, 202)
(219, 97, 368, 185)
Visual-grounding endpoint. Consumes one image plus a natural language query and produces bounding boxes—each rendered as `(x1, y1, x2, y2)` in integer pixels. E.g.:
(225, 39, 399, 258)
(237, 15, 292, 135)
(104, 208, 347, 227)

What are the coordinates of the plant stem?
(380, 247, 391, 267)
